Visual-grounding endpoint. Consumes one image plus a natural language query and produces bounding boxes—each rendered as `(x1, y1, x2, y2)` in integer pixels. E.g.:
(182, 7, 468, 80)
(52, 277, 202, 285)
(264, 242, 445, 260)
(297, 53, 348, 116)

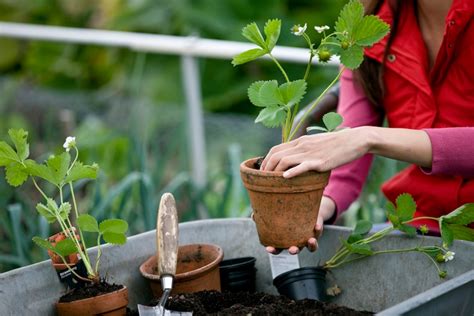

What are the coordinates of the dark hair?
(355, 0, 402, 106)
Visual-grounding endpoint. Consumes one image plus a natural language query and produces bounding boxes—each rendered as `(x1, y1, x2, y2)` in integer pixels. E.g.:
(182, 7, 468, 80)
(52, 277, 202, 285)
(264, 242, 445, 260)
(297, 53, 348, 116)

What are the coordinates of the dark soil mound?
(152, 290, 373, 315)
(58, 280, 123, 303)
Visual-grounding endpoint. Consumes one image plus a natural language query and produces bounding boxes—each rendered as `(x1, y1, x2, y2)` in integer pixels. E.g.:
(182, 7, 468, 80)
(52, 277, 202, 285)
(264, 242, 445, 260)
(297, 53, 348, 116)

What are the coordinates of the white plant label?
(269, 250, 300, 279)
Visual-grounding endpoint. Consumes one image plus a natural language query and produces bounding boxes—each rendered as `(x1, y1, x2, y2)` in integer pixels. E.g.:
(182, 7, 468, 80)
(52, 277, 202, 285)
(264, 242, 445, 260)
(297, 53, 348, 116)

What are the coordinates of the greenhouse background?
(0, 0, 402, 273)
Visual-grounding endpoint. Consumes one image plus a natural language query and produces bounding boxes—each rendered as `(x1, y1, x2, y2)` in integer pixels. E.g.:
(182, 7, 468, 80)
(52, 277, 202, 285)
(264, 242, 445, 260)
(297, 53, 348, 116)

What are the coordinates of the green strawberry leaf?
(335, 0, 364, 39)
(8, 129, 29, 162)
(0, 141, 19, 166)
(32, 236, 56, 252)
(278, 79, 307, 108)
(242, 22, 266, 49)
(353, 220, 372, 236)
(442, 203, 474, 226)
(248, 80, 281, 107)
(102, 232, 127, 245)
(46, 152, 71, 186)
(339, 44, 364, 69)
(395, 193, 417, 222)
(36, 202, 57, 223)
(446, 223, 474, 243)
(232, 48, 266, 66)
(25, 159, 57, 184)
(398, 224, 417, 237)
(78, 214, 100, 233)
(342, 238, 373, 255)
(99, 219, 128, 234)
(54, 238, 77, 257)
(58, 202, 71, 221)
(65, 162, 99, 183)
(353, 15, 390, 47)
(322, 112, 344, 131)
(5, 162, 28, 187)
(255, 106, 287, 128)
(440, 221, 454, 247)
(347, 234, 363, 244)
(264, 19, 281, 52)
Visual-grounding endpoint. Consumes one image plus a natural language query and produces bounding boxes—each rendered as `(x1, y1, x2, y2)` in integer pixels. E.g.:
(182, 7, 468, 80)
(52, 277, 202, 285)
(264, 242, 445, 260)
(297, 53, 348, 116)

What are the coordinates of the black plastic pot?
(219, 256, 257, 293)
(273, 266, 327, 301)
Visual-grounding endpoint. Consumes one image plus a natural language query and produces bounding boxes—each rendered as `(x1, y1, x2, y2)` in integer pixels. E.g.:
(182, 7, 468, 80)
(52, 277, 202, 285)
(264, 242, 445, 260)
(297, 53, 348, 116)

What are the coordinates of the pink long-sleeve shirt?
(323, 69, 474, 218)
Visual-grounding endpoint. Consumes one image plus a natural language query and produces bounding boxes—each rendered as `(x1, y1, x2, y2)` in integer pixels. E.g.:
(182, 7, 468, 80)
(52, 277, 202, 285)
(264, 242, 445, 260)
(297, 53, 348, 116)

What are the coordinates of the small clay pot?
(240, 157, 330, 248)
(56, 286, 128, 316)
(273, 267, 327, 302)
(140, 243, 224, 297)
(219, 256, 257, 293)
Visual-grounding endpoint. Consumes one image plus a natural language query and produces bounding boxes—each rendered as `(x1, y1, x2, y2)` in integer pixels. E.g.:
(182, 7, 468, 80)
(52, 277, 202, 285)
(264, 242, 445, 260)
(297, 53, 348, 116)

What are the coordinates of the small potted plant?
(0, 129, 129, 315)
(273, 193, 474, 301)
(233, 0, 390, 248)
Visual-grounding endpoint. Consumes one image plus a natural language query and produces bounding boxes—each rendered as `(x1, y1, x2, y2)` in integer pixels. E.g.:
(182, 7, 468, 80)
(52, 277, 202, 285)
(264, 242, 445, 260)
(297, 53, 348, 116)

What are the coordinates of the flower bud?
(318, 49, 332, 62)
(341, 41, 349, 50)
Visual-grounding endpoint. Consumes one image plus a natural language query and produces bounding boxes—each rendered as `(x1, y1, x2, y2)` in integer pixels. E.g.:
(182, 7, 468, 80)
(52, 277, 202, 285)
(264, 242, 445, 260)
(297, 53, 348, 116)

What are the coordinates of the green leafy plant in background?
(232, 0, 390, 142)
(324, 193, 474, 279)
(0, 129, 128, 283)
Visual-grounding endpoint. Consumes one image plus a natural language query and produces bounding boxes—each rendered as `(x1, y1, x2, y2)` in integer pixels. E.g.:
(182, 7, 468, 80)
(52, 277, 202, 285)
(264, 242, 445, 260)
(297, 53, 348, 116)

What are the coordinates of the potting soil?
(58, 280, 124, 302)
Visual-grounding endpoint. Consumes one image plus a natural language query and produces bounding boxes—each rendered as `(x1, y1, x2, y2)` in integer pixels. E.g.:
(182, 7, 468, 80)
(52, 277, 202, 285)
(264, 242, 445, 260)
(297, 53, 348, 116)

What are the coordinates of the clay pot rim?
(240, 157, 329, 178)
(56, 285, 127, 306)
(139, 243, 224, 282)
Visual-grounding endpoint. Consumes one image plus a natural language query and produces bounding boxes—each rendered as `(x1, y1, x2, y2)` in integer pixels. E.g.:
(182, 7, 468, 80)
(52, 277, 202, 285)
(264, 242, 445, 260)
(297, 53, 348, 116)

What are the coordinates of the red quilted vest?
(365, 0, 474, 230)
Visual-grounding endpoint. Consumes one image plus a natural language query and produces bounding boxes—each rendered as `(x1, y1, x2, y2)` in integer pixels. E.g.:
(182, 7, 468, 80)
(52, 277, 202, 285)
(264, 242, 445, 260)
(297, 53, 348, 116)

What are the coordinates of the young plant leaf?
(347, 234, 363, 244)
(47, 152, 71, 186)
(8, 129, 29, 162)
(25, 159, 56, 184)
(334, 0, 364, 38)
(78, 214, 100, 233)
(339, 45, 364, 69)
(99, 219, 128, 234)
(248, 80, 280, 107)
(58, 202, 71, 221)
(54, 238, 77, 257)
(32, 236, 56, 252)
(444, 223, 474, 243)
(440, 221, 454, 247)
(232, 48, 266, 66)
(442, 203, 474, 226)
(278, 80, 307, 108)
(5, 162, 28, 187)
(353, 15, 390, 46)
(395, 193, 417, 222)
(353, 220, 372, 235)
(264, 19, 281, 52)
(65, 162, 99, 183)
(36, 202, 57, 223)
(322, 112, 344, 132)
(0, 141, 20, 166)
(242, 22, 267, 49)
(398, 224, 417, 237)
(342, 238, 373, 255)
(255, 106, 287, 128)
(102, 232, 127, 245)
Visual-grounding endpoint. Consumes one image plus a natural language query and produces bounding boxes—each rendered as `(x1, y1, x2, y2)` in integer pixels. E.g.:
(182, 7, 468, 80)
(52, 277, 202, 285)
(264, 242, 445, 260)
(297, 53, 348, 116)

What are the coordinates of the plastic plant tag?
(137, 304, 192, 316)
(55, 259, 88, 289)
(269, 250, 300, 279)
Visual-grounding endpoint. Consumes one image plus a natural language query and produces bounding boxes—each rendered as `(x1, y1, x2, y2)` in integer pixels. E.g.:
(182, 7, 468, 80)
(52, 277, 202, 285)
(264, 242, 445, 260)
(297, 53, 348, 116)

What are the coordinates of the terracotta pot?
(48, 229, 82, 269)
(139, 243, 224, 297)
(56, 286, 128, 316)
(240, 157, 330, 248)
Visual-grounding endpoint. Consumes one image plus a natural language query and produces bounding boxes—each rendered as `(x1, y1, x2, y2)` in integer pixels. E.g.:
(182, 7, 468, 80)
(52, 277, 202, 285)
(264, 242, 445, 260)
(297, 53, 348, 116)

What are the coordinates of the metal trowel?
(138, 193, 192, 316)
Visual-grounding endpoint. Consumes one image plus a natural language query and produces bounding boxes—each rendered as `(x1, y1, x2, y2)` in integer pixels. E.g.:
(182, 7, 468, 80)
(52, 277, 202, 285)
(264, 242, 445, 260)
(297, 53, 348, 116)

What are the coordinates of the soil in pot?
(57, 280, 128, 316)
(132, 290, 372, 315)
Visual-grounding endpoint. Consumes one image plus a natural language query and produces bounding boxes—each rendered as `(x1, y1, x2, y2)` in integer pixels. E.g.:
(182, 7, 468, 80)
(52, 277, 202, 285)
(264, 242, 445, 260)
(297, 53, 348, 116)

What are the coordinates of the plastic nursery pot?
(240, 157, 330, 248)
(139, 243, 224, 297)
(273, 267, 327, 302)
(56, 286, 128, 316)
(219, 256, 257, 293)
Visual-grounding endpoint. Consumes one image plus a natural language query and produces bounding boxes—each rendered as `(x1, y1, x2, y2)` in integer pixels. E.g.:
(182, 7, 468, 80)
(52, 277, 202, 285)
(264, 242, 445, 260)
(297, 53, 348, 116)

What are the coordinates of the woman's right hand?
(266, 196, 337, 255)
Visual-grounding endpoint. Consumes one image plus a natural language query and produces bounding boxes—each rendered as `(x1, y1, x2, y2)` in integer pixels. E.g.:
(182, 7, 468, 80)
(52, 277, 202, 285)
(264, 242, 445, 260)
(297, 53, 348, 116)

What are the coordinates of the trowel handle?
(156, 193, 179, 279)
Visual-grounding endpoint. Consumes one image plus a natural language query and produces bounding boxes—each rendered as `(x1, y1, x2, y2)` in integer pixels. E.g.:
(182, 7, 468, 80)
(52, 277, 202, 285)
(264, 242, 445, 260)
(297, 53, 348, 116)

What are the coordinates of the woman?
(262, 0, 474, 254)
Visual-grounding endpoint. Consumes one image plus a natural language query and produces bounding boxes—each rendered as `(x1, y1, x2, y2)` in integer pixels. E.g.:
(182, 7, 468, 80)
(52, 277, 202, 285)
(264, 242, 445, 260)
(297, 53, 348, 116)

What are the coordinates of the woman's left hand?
(261, 127, 370, 177)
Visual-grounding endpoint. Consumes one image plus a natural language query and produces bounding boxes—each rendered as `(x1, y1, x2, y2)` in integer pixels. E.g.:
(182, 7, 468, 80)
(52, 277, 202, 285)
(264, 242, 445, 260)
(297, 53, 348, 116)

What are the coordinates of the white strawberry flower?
(291, 23, 307, 36)
(443, 251, 455, 262)
(63, 136, 76, 152)
(314, 25, 330, 33)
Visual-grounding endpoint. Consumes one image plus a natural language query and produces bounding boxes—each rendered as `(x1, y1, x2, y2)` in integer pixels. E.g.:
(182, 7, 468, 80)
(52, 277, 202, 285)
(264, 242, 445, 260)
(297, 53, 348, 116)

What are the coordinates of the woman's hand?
(266, 196, 337, 254)
(261, 127, 370, 177)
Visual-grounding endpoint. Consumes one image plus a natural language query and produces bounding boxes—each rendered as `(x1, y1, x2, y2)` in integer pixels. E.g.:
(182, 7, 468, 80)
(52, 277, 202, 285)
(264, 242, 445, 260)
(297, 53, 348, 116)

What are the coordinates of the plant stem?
(94, 234, 102, 275)
(288, 67, 344, 141)
(31, 178, 49, 201)
(69, 182, 90, 265)
(403, 216, 440, 224)
(58, 254, 92, 283)
(269, 54, 290, 83)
